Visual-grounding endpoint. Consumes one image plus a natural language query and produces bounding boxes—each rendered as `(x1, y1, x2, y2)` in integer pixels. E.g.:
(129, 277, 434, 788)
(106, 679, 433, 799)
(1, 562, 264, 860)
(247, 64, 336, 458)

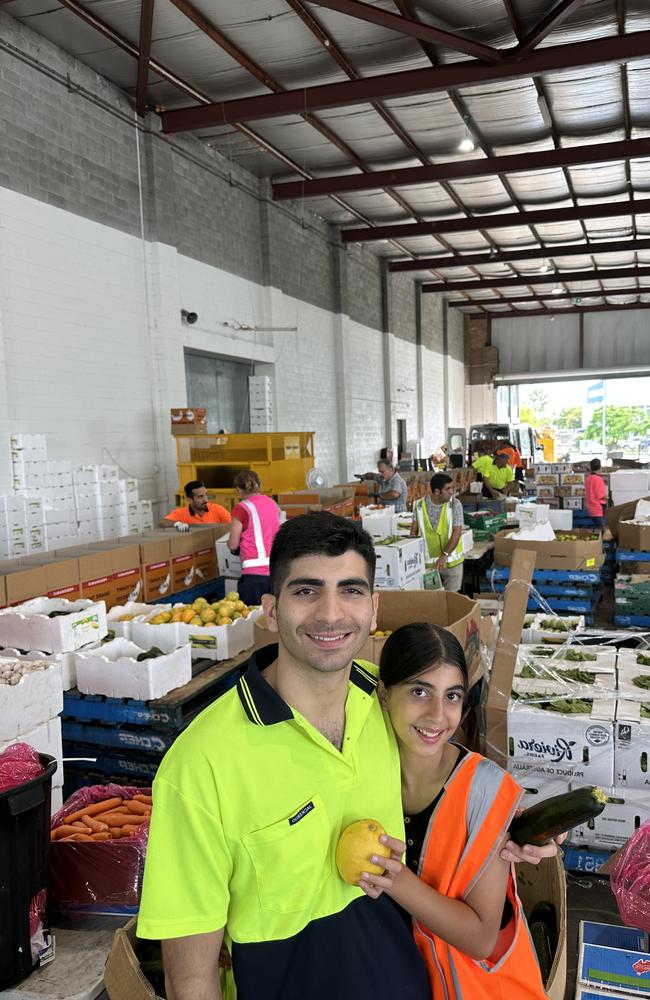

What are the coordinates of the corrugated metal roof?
(4, 0, 650, 313)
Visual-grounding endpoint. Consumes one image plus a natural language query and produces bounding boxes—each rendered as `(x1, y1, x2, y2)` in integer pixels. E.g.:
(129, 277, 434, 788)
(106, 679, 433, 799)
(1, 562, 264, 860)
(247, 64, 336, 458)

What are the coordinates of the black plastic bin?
(0, 752, 58, 990)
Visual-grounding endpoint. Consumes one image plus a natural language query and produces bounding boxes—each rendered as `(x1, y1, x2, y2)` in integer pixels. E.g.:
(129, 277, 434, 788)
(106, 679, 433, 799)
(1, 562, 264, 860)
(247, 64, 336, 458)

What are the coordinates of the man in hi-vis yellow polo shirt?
(138, 513, 561, 1000)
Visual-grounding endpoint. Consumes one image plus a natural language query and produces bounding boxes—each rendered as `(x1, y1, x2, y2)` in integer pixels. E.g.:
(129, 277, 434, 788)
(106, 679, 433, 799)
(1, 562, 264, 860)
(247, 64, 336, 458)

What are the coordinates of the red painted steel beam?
(388, 236, 650, 271)
(158, 29, 650, 134)
(135, 0, 155, 117)
(513, 0, 589, 59)
(273, 137, 650, 200)
(309, 0, 502, 62)
(461, 301, 650, 317)
(421, 264, 650, 292)
(448, 286, 650, 307)
(341, 197, 650, 242)
(52, 0, 376, 224)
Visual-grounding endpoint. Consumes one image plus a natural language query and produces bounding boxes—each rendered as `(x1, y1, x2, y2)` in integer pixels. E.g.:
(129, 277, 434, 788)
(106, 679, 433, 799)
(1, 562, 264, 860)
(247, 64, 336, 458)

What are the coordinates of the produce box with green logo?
(507, 677, 615, 785)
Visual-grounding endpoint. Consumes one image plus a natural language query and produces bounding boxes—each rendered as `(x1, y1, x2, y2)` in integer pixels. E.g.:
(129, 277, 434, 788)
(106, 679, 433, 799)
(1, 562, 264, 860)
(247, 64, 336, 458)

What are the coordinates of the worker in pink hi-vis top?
(228, 470, 281, 605)
(585, 458, 608, 530)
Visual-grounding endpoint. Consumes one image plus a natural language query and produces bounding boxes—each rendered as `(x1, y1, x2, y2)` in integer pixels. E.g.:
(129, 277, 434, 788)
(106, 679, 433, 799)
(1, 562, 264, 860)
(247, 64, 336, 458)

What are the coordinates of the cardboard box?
(562, 497, 584, 510)
(3, 562, 48, 605)
(536, 485, 556, 499)
(485, 548, 541, 768)
(570, 783, 650, 849)
(561, 473, 585, 485)
(0, 574, 6, 609)
(169, 533, 196, 593)
(617, 663, 650, 702)
(0, 657, 63, 740)
(192, 527, 220, 584)
(170, 407, 207, 433)
(494, 529, 603, 571)
(578, 920, 650, 998)
(374, 537, 424, 589)
(619, 519, 650, 552)
(111, 543, 143, 607)
(0, 597, 107, 653)
(216, 537, 242, 578)
(358, 589, 482, 683)
(536, 474, 560, 486)
(615, 700, 650, 791)
(74, 637, 192, 699)
(516, 854, 567, 1000)
(140, 536, 172, 602)
(507, 685, 615, 785)
(606, 495, 650, 540)
(46, 557, 81, 600)
(104, 919, 164, 1000)
(77, 549, 117, 608)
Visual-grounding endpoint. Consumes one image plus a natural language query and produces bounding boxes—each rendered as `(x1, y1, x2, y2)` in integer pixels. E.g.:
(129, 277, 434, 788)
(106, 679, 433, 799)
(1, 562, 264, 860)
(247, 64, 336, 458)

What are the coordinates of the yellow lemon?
(181, 608, 196, 624)
(189, 616, 203, 626)
(200, 608, 217, 623)
(335, 819, 391, 885)
(226, 591, 239, 601)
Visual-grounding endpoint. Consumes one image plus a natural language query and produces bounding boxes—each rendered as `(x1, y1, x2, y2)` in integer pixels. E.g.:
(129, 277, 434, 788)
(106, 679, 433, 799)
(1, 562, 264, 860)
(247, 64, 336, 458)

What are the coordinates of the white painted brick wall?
(0, 186, 163, 498)
(344, 320, 385, 476)
(0, 185, 466, 503)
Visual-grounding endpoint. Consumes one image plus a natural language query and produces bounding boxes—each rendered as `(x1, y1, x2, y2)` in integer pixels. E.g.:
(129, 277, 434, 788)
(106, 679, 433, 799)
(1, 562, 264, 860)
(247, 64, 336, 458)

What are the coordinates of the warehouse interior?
(1, 1, 650, 998)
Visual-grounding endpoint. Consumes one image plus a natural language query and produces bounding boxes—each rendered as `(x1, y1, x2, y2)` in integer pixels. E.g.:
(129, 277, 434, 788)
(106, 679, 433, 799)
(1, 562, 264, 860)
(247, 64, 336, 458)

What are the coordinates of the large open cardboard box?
(494, 528, 603, 571)
(618, 519, 650, 551)
(254, 589, 482, 686)
(516, 854, 567, 1000)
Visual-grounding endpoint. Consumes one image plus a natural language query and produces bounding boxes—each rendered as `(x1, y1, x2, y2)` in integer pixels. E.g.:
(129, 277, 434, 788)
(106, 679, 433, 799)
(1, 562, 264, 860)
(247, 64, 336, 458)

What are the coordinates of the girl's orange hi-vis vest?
(412, 751, 548, 1000)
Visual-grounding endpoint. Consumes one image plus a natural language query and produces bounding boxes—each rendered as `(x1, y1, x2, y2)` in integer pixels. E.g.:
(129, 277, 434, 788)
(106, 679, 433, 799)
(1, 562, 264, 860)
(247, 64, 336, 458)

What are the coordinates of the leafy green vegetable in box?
(632, 674, 650, 690)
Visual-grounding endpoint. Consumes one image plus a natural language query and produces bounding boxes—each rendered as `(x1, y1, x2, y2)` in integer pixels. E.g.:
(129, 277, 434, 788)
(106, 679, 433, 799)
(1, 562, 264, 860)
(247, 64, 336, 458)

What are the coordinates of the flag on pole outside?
(587, 380, 604, 405)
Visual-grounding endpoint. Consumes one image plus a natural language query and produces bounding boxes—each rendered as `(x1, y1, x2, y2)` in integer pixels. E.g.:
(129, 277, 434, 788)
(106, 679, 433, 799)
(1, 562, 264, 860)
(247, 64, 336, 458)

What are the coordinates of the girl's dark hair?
(379, 623, 468, 690)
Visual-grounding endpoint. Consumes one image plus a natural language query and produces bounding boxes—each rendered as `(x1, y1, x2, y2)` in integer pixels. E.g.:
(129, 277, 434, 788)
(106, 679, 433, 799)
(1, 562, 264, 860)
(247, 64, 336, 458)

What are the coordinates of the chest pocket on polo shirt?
(243, 793, 330, 913)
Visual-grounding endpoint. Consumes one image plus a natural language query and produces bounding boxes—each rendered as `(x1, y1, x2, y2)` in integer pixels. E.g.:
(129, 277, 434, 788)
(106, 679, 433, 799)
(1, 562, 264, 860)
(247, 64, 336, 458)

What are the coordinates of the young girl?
(360, 623, 548, 1000)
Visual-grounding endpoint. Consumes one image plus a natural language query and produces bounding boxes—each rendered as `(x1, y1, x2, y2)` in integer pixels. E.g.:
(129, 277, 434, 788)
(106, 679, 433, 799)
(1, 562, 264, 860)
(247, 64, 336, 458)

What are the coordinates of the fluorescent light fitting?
(552, 285, 563, 295)
(458, 136, 475, 153)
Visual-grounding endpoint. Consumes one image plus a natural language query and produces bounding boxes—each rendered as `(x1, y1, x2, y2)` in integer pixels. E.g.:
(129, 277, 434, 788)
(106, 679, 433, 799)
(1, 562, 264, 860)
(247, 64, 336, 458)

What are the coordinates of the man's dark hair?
(269, 512, 376, 597)
(184, 479, 205, 498)
(494, 452, 509, 464)
(590, 458, 602, 472)
(430, 473, 452, 495)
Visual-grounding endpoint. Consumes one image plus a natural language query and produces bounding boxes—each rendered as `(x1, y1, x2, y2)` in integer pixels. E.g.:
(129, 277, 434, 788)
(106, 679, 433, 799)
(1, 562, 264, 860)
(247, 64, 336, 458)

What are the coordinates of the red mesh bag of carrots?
(48, 783, 153, 913)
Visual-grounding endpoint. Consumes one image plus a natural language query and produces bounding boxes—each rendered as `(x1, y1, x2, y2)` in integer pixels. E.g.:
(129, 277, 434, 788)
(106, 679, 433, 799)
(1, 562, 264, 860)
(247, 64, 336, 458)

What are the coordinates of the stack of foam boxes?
(248, 375, 273, 432)
(0, 655, 65, 815)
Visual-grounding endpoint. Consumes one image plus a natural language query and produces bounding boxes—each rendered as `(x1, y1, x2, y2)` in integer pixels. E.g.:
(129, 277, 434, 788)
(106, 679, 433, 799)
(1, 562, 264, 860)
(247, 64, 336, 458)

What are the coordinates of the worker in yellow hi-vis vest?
(411, 473, 465, 592)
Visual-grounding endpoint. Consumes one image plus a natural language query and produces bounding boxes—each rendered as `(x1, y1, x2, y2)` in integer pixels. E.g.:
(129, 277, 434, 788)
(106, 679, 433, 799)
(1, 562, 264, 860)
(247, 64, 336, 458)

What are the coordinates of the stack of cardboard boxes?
(0, 527, 223, 612)
(533, 463, 587, 511)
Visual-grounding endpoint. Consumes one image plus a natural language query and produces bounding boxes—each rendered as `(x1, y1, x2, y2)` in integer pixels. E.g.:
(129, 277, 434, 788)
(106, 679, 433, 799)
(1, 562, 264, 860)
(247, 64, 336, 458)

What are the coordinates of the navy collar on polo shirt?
(236, 643, 377, 726)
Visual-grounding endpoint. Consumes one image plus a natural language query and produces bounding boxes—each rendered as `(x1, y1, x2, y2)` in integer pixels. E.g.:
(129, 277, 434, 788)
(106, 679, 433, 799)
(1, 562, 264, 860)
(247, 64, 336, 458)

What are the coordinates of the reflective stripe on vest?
(415, 499, 463, 566)
(412, 752, 547, 1000)
(240, 498, 270, 570)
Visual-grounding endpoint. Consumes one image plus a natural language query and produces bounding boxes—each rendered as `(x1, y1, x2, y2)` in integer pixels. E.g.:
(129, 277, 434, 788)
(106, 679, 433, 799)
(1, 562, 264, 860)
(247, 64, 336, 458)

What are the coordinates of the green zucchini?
(509, 786, 608, 846)
(529, 921, 554, 983)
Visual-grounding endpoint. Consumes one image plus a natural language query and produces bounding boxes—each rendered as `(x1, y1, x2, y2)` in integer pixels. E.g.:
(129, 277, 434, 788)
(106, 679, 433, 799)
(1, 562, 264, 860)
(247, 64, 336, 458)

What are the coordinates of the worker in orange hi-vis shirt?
(161, 480, 231, 532)
(496, 441, 524, 482)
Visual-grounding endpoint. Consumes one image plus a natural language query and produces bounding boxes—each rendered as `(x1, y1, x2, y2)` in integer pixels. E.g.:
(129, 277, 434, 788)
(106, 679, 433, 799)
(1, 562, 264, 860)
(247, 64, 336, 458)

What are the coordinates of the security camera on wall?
(181, 309, 198, 324)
